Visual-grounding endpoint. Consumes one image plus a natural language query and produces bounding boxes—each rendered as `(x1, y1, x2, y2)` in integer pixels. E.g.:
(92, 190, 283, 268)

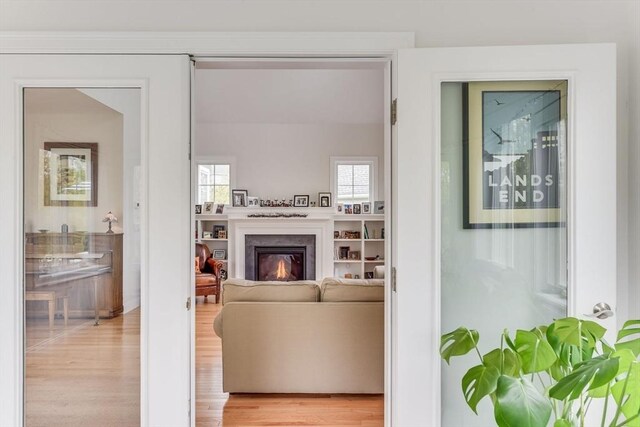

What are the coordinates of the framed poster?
(43, 142, 98, 206)
(463, 80, 567, 228)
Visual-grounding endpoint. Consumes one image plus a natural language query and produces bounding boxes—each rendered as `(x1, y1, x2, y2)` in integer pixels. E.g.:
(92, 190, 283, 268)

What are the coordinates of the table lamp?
(102, 211, 118, 234)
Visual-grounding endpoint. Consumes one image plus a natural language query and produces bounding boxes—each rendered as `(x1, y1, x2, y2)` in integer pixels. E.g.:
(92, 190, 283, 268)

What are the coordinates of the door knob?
(585, 302, 614, 319)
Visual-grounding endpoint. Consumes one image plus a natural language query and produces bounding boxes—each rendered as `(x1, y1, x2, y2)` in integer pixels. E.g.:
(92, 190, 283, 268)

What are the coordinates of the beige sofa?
(213, 278, 384, 394)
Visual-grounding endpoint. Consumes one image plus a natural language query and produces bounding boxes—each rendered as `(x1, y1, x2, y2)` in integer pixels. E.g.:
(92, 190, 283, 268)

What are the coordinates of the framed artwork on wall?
(463, 80, 567, 228)
(43, 142, 98, 206)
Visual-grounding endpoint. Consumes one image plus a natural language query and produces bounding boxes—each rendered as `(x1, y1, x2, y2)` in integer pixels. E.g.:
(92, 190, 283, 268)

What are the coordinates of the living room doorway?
(191, 57, 392, 425)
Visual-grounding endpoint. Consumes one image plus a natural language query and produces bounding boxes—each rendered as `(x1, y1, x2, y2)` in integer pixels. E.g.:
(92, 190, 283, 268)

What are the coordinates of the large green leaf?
(483, 348, 522, 376)
(616, 319, 640, 356)
(553, 420, 572, 427)
(549, 355, 619, 401)
(514, 329, 557, 373)
(611, 361, 640, 427)
(553, 317, 606, 349)
(588, 349, 636, 398)
(493, 376, 552, 427)
(461, 364, 500, 413)
(441, 327, 479, 364)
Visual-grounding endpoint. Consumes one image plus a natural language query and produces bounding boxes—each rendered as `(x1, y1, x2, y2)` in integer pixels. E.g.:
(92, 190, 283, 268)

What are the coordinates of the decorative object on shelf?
(463, 81, 566, 229)
(374, 201, 384, 214)
(353, 204, 361, 214)
(195, 204, 202, 214)
(217, 230, 227, 239)
(354, 274, 360, 279)
(333, 231, 340, 239)
(215, 204, 224, 214)
(381, 227, 385, 239)
(213, 225, 226, 238)
(339, 246, 350, 260)
(43, 142, 98, 207)
(318, 192, 332, 207)
(365, 256, 379, 261)
(293, 195, 309, 207)
(232, 189, 248, 207)
(102, 211, 118, 234)
(248, 196, 259, 207)
(365, 272, 374, 279)
(212, 249, 227, 260)
(348, 250, 361, 260)
(362, 202, 371, 214)
(246, 212, 309, 218)
(310, 201, 316, 207)
(344, 204, 353, 214)
(203, 202, 214, 214)
(342, 231, 361, 239)
(202, 231, 213, 239)
(337, 203, 343, 213)
(344, 273, 353, 279)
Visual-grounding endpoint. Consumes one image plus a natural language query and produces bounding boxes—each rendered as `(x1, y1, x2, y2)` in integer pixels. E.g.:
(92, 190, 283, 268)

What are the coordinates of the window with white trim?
(331, 157, 377, 204)
(197, 163, 231, 205)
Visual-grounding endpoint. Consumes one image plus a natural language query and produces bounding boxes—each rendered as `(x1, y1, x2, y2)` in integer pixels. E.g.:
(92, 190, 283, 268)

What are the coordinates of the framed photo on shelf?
(215, 204, 224, 214)
(362, 202, 371, 214)
(248, 196, 260, 207)
(203, 202, 214, 214)
(353, 204, 361, 214)
(232, 189, 248, 207)
(344, 204, 353, 214)
(463, 81, 567, 228)
(195, 204, 202, 215)
(213, 225, 226, 238)
(293, 195, 309, 207)
(217, 230, 227, 239)
(212, 249, 227, 260)
(202, 231, 213, 239)
(43, 142, 98, 207)
(318, 192, 332, 207)
(374, 201, 384, 214)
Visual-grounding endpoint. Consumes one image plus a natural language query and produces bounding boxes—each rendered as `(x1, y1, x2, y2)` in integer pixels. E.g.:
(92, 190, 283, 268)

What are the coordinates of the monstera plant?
(440, 318, 640, 427)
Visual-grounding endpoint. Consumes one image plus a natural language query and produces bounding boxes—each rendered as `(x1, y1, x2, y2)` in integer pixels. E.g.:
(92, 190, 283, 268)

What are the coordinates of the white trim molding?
(0, 32, 414, 55)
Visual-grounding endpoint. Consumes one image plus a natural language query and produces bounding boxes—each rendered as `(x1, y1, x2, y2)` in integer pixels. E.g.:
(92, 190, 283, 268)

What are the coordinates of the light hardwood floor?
(195, 299, 384, 426)
(25, 300, 384, 426)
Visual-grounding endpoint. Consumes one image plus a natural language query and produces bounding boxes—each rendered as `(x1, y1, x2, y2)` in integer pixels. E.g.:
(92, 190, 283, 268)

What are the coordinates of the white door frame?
(0, 32, 413, 427)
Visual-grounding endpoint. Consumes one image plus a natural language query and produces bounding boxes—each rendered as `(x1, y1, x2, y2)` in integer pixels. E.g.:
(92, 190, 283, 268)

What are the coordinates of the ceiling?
(195, 68, 385, 125)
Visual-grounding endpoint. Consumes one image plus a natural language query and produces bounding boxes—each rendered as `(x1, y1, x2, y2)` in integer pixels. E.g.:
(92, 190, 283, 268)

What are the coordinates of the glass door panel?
(23, 88, 141, 426)
(440, 80, 568, 427)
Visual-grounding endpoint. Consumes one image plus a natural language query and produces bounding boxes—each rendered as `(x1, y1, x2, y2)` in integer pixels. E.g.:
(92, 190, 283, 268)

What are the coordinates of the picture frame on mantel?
(293, 195, 309, 207)
(43, 142, 98, 206)
(232, 189, 248, 207)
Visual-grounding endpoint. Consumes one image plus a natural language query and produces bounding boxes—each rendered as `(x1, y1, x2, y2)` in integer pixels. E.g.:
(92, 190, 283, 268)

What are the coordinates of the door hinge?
(186, 297, 192, 311)
(392, 267, 397, 292)
(391, 98, 398, 126)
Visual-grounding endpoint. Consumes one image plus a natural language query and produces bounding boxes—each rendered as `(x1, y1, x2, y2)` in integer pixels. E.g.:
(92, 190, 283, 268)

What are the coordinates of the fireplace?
(245, 234, 316, 280)
(255, 247, 305, 281)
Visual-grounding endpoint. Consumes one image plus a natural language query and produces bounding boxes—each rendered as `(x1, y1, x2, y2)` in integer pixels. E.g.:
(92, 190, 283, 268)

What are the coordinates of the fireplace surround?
(245, 234, 316, 280)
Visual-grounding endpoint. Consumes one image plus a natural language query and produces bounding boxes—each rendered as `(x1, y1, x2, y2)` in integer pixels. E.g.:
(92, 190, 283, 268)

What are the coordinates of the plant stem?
(601, 382, 611, 427)
(614, 411, 640, 427)
(610, 365, 634, 427)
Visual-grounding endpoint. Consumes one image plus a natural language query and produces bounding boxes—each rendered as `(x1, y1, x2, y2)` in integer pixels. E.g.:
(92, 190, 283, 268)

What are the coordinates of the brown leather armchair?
(195, 243, 224, 303)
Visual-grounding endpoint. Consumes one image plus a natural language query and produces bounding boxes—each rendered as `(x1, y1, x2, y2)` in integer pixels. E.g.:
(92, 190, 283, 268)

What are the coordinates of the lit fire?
(275, 259, 288, 280)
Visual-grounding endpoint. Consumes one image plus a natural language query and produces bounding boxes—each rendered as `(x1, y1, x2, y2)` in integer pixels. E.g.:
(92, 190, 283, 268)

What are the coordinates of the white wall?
(24, 89, 123, 233)
(81, 89, 142, 313)
(197, 123, 384, 201)
(2, 0, 637, 320)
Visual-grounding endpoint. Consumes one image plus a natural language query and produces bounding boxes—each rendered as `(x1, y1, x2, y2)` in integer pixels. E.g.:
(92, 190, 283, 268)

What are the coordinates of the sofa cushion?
(320, 278, 385, 302)
(222, 279, 320, 304)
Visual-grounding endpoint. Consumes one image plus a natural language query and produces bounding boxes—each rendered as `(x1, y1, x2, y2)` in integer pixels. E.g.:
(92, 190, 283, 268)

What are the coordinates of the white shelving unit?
(333, 215, 384, 279)
(196, 214, 229, 276)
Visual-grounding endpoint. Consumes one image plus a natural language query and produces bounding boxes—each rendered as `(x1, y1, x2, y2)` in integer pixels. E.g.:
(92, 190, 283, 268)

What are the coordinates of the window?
(197, 163, 231, 205)
(331, 157, 377, 204)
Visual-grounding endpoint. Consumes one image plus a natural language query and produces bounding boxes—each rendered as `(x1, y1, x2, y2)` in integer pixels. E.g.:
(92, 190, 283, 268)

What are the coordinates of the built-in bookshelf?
(333, 215, 384, 279)
(196, 215, 229, 276)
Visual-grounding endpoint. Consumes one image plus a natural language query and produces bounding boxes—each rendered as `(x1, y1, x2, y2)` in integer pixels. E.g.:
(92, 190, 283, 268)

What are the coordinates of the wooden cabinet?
(25, 232, 124, 319)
